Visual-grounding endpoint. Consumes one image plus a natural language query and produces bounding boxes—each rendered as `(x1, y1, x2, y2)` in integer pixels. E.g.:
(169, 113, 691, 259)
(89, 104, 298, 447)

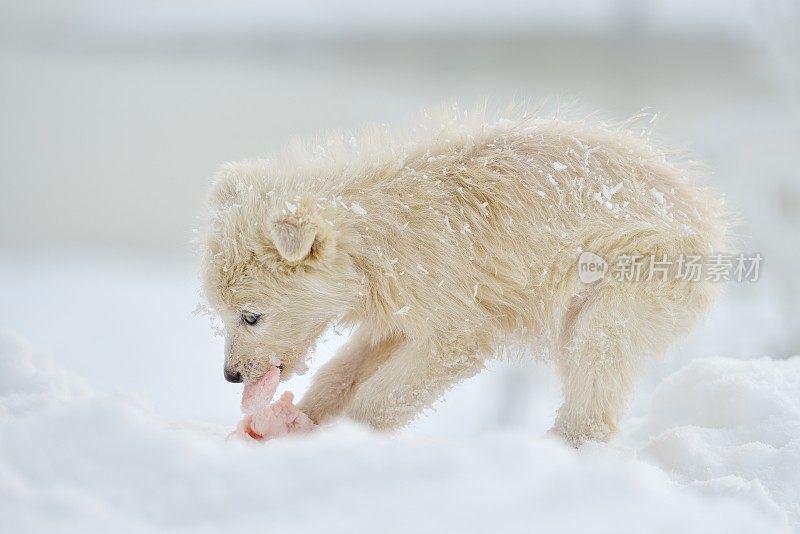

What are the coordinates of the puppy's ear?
(209, 163, 257, 208)
(268, 206, 319, 263)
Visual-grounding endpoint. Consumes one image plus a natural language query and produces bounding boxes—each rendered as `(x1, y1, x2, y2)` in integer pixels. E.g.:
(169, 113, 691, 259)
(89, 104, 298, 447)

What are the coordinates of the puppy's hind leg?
(554, 283, 680, 446)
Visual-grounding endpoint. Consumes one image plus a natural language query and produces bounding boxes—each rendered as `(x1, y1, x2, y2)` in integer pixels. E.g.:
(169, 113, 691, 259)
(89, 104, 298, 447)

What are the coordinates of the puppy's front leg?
(345, 339, 484, 431)
(297, 329, 399, 425)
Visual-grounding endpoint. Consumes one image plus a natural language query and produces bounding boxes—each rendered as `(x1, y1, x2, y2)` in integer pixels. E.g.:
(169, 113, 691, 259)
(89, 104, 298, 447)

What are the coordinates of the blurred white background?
(1, 0, 798, 430)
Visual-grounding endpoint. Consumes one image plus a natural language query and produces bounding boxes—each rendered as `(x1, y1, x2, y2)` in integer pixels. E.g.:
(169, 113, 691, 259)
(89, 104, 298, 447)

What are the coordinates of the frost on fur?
(201, 103, 729, 444)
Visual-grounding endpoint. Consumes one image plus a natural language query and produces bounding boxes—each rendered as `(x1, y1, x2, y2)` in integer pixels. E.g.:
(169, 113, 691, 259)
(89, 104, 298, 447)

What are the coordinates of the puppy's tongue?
(241, 366, 280, 415)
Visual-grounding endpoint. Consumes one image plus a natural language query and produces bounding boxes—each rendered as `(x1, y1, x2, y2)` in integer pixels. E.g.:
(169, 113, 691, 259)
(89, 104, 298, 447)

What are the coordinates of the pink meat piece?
(231, 366, 316, 442)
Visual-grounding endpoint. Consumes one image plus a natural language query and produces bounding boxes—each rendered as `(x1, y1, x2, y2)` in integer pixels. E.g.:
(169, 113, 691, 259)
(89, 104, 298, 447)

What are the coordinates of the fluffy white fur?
(201, 103, 728, 445)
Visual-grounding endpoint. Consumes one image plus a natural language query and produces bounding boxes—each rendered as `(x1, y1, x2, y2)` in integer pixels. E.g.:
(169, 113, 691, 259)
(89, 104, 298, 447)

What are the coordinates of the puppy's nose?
(224, 367, 242, 383)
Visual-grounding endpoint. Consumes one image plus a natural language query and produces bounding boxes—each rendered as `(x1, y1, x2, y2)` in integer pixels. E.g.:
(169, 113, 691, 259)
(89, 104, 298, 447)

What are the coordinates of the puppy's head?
(201, 162, 359, 384)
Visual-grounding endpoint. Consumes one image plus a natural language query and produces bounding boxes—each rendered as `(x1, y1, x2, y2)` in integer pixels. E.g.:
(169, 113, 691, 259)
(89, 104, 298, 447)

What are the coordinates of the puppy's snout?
(224, 367, 242, 383)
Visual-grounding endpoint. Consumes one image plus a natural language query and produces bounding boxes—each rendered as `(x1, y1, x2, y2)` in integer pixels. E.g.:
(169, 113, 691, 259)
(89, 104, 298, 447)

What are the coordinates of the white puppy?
(202, 104, 728, 445)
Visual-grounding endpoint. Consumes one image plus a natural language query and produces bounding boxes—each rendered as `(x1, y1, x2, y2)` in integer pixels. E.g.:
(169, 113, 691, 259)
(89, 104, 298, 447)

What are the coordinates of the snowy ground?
(2, 333, 798, 533)
(0, 255, 798, 533)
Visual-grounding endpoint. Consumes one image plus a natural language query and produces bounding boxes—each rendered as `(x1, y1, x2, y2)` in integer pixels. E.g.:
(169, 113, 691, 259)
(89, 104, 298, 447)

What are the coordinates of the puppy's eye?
(241, 312, 261, 325)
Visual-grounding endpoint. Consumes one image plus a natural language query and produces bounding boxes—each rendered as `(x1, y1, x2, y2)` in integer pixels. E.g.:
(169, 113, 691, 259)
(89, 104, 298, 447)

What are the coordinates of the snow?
(602, 181, 623, 199)
(629, 357, 800, 524)
(350, 202, 367, 216)
(393, 305, 411, 316)
(1, 327, 798, 532)
(650, 187, 667, 205)
(0, 331, 793, 533)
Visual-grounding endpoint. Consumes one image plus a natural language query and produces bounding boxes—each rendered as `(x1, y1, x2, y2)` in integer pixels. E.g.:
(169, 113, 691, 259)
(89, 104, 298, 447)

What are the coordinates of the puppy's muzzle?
(224, 367, 242, 383)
